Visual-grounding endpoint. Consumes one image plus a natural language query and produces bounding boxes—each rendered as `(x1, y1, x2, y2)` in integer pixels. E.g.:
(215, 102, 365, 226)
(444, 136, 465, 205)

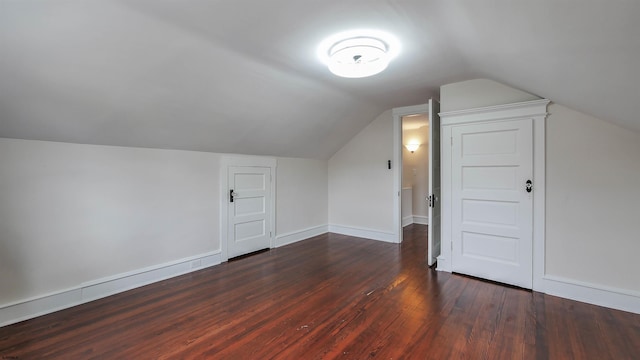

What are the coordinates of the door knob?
(526, 180, 533, 193)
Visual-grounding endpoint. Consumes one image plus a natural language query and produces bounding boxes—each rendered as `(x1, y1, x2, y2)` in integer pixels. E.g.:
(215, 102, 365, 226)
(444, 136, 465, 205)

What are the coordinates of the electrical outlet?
(191, 259, 202, 269)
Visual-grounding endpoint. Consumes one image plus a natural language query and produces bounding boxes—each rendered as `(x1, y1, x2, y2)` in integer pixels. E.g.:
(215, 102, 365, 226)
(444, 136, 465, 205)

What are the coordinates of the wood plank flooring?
(1, 224, 639, 359)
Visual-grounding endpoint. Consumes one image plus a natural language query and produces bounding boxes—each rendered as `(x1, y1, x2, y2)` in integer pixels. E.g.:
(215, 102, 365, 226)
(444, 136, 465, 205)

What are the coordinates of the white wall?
(328, 110, 395, 238)
(401, 188, 413, 225)
(440, 78, 640, 300)
(0, 139, 220, 305)
(0, 138, 329, 319)
(440, 78, 541, 112)
(402, 127, 429, 218)
(276, 157, 328, 238)
(546, 104, 640, 292)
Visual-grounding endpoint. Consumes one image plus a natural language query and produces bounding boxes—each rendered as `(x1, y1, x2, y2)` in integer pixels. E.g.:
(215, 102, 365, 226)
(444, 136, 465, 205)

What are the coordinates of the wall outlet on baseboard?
(191, 259, 202, 269)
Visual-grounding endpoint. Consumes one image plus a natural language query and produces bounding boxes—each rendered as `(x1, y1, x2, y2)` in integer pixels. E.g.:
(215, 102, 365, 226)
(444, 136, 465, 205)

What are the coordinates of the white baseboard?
(413, 215, 429, 225)
(402, 216, 428, 227)
(329, 224, 398, 243)
(0, 251, 222, 327)
(275, 225, 328, 247)
(435, 256, 450, 272)
(433, 262, 639, 314)
(542, 275, 640, 314)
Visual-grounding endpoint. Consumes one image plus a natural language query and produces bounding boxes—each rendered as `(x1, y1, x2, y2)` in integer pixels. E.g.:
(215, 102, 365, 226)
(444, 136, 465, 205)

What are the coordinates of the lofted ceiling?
(1, 1, 638, 159)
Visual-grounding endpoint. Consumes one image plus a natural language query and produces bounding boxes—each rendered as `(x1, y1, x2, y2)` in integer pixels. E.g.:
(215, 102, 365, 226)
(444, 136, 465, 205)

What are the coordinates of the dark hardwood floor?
(1, 224, 639, 359)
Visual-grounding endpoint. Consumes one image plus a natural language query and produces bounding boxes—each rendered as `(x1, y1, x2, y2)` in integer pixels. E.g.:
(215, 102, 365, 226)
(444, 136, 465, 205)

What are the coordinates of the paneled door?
(451, 119, 533, 288)
(228, 166, 272, 258)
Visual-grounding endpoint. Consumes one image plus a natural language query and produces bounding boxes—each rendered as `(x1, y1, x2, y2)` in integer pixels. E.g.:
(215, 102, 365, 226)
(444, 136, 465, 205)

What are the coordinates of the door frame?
(219, 155, 277, 261)
(439, 99, 549, 291)
(392, 103, 430, 244)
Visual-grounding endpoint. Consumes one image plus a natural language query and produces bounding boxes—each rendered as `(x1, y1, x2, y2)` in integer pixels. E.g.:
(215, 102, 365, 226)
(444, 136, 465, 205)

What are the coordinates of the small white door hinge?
(450, 137, 453, 146)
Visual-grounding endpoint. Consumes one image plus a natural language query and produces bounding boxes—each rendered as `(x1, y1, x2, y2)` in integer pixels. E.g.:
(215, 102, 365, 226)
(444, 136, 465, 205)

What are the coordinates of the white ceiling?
(1, 1, 638, 159)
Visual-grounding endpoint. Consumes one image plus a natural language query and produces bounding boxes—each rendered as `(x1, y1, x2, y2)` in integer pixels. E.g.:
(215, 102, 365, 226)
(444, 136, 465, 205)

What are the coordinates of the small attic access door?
(227, 166, 272, 258)
(220, 156, 276, 261)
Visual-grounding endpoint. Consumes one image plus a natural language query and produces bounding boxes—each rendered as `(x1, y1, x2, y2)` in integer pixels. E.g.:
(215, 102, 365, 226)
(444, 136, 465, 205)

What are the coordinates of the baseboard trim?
(413, 215, 429, 225)
(432, 263, 639, 314)
(275, 225, 328, 247)
(328, 224, 398, 243)
(542, 275, 640, 314)
(435, 256, 450, 272)
(0, 251, 222, 327)
(402, 216, 413, 227)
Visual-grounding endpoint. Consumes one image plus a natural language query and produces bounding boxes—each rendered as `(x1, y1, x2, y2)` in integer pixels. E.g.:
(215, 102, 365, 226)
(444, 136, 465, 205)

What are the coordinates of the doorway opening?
(392, 100, 441, 267)
(401, 113, 430, 229)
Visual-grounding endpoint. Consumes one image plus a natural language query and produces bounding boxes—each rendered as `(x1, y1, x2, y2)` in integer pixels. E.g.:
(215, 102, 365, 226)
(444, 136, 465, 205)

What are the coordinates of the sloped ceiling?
(1, 1, 638, 159)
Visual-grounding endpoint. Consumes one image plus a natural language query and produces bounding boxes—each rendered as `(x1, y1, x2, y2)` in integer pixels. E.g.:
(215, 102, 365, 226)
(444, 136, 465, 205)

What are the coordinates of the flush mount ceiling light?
(317, 30, 400, 78)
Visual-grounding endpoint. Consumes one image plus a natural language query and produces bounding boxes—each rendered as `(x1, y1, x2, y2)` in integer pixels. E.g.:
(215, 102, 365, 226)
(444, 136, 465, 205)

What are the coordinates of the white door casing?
(451, 119, 533, 288)
(220, 156, 276, 261)
(427, 99, 442, 266)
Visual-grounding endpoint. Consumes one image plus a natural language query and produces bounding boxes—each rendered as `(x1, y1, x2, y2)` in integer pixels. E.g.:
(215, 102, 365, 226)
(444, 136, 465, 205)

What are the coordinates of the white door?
(427, 99, 441, 266)
(228, 166, 272, 258)
(451, 119, 533, 288)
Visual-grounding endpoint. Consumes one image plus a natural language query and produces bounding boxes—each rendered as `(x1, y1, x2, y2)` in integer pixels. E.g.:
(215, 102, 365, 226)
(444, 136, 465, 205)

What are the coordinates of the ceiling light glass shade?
(317, 30, 400, 79)
(327, 37, 389, 78)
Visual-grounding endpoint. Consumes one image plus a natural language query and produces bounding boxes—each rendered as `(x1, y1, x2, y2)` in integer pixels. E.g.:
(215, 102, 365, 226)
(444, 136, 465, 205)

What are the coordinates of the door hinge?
(450, 136, 453, 146)
(451, 241, 453, 251)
